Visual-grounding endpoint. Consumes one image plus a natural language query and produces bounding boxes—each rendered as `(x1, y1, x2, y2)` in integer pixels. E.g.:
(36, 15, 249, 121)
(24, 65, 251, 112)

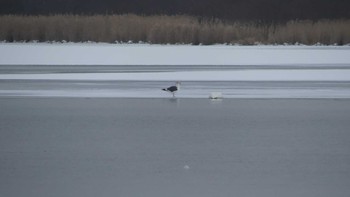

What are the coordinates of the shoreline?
(1, 43, 350, 66)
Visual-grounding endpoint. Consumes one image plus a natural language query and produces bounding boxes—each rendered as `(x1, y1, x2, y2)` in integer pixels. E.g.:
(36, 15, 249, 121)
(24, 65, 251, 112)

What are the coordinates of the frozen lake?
(1, 80, 350, 98)
(1, 64, 350, 98)
(1, 44, 350, 98)
(1, 44, 350, 196)
(1, 98, 350, 197)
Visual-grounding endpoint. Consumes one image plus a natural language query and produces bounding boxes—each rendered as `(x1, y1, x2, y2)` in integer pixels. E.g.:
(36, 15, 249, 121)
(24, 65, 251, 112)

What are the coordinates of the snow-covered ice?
(0, 43, 350, 98)
(1, 43, 350, 65)
(1, 43, 350, 197)
(1, 69, 350, 81)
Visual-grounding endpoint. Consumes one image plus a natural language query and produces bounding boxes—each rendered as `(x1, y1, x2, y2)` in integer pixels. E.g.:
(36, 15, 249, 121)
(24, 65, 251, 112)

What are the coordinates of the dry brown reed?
(0, 14, 349, 45)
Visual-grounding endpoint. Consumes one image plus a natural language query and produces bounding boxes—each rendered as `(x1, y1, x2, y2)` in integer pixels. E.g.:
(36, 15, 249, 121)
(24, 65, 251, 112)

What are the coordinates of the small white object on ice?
(209, 92, 223, 99)
(184, 165, 190, 170)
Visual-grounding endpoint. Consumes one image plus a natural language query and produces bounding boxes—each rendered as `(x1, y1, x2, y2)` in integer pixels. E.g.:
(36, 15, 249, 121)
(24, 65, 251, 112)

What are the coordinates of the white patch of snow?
(1, 43, 350, 66)
(183, 165, 190, 170)
(1, 70, 349, 81)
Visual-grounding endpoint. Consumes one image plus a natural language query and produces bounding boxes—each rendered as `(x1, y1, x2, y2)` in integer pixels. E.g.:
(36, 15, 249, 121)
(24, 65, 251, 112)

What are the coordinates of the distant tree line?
(1, 0, 350, 22)
(1, 15, 349, 45)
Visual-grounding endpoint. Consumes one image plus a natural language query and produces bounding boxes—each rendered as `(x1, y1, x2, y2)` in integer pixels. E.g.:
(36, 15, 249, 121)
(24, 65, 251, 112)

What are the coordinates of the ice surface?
(1, 43, 350, 65)
(1, 43, 350, 197)
(1, 98, 350, 197)
(1, 80, 350, 98)
(1, 43, 350, 98)
(1, 69, 350, 81)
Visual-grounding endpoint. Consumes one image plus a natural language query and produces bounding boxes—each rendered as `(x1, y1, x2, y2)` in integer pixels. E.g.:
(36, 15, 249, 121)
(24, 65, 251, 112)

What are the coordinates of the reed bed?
(1, 14, 349, 45)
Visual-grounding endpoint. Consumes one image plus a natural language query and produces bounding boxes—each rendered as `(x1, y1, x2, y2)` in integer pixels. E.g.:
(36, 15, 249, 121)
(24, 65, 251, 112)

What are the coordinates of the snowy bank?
(1, 70, 350, 81)
(1, 43, 350, 66)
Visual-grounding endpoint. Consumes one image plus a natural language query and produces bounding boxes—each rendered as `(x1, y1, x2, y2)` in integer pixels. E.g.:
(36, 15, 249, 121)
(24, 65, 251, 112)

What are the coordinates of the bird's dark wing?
(166, 86, 177, 92)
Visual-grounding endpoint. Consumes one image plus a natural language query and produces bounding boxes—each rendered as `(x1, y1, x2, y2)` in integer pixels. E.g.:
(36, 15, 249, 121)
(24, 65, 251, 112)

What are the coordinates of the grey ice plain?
(1, 98, 350, 197)
(1, 45, 350, 197)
